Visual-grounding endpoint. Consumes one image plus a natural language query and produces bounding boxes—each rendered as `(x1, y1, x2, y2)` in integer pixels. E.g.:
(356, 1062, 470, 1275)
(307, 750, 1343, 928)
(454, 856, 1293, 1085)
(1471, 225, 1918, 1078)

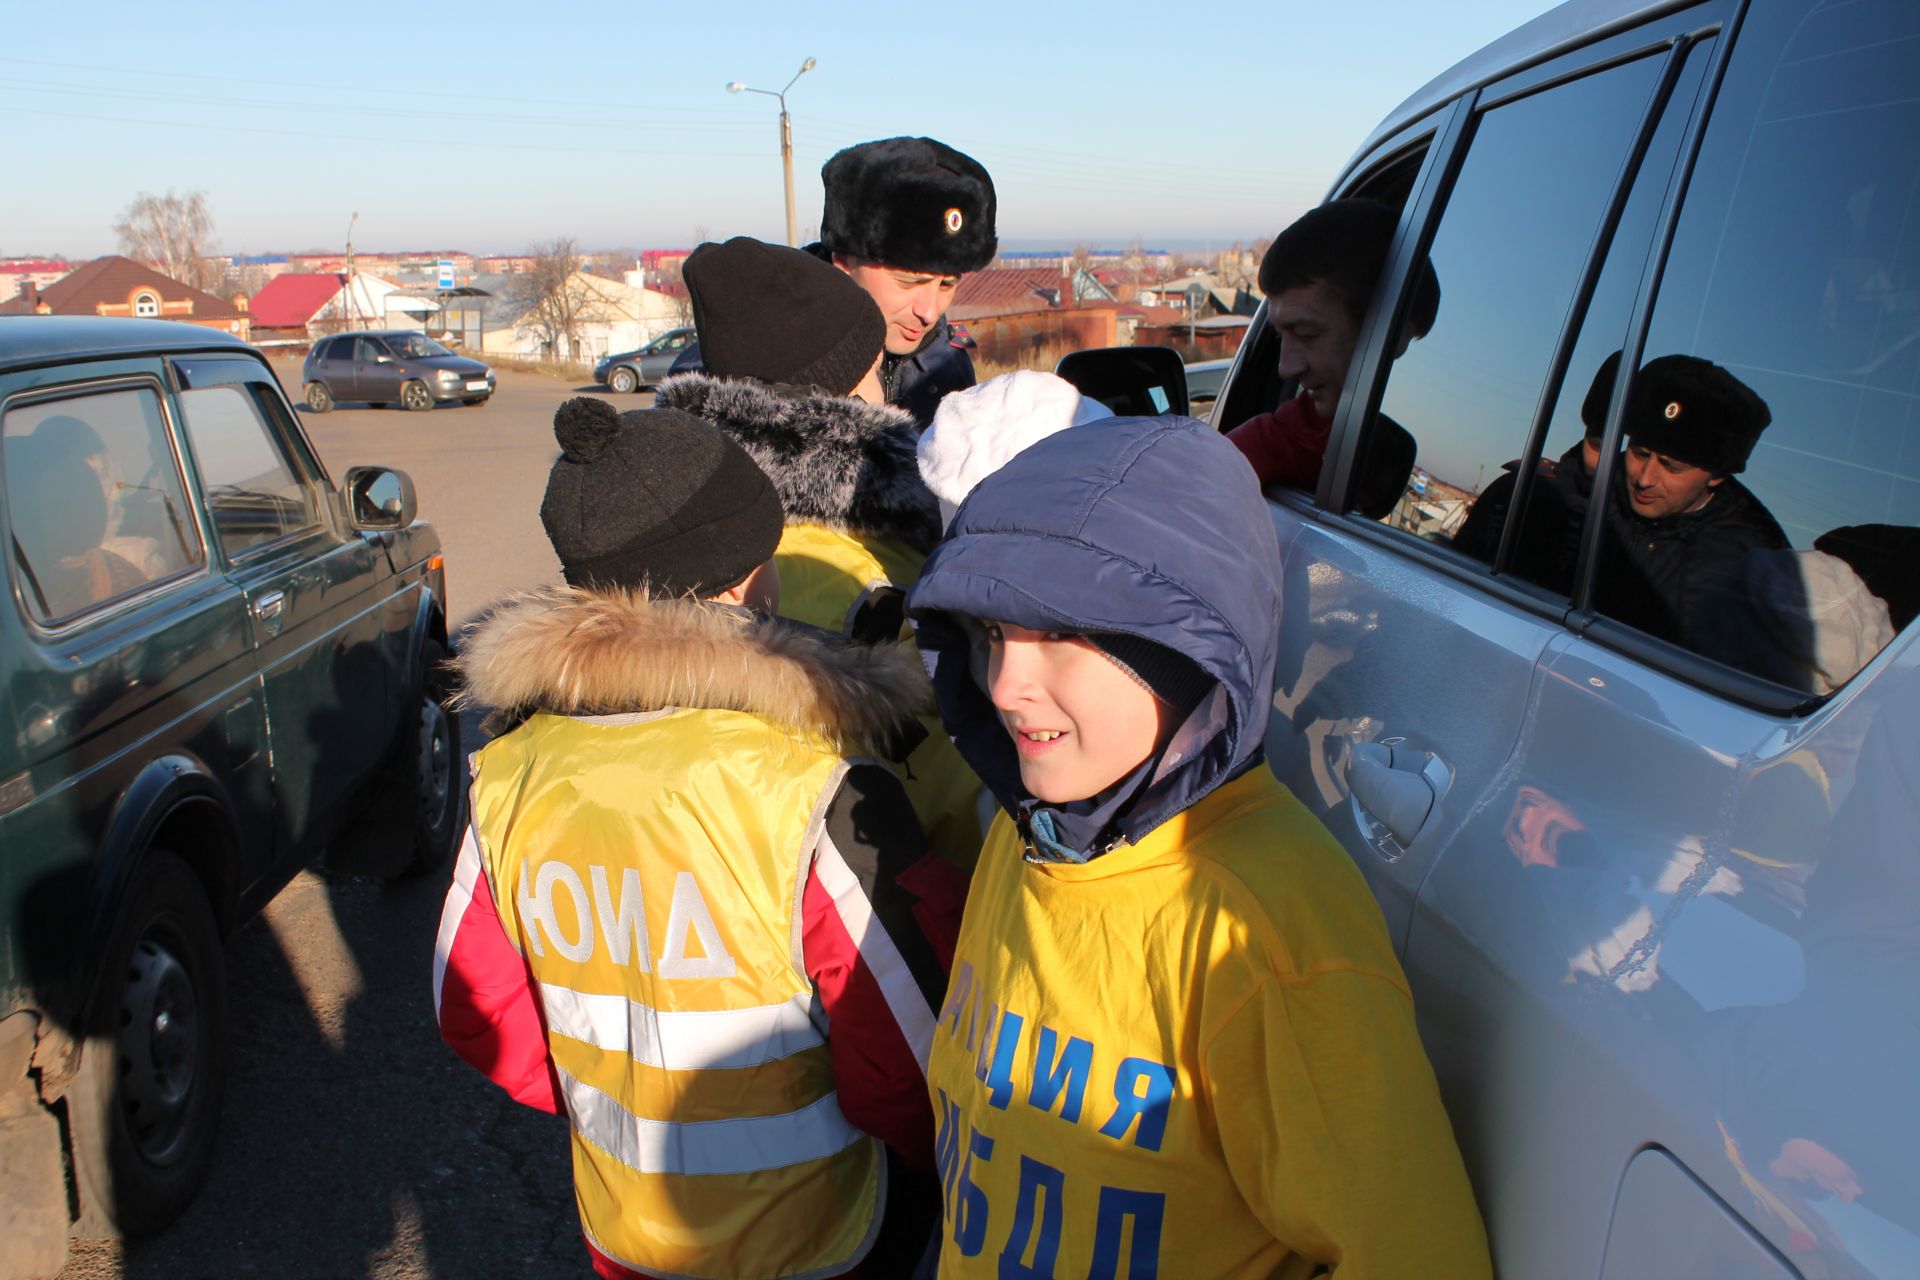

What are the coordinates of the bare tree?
(509, 237, 629, 363)
(1065, 242, 1096, 303)
(114, 190, 221, 292)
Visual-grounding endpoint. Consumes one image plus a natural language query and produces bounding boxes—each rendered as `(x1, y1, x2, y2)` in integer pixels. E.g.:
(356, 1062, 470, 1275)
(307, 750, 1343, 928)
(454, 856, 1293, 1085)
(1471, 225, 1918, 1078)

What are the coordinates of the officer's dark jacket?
(1453, 439, 1596, 592)
(1594, 467, 1789, 652)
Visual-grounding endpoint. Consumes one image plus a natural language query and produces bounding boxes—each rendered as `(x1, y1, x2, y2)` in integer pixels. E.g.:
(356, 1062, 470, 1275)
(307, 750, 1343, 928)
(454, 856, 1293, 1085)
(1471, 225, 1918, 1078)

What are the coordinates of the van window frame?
(1297, 2, 1819, 714)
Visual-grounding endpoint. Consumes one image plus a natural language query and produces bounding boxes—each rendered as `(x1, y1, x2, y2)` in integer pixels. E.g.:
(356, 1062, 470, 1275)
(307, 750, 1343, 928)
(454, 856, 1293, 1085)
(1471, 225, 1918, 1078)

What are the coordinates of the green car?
(0, 317, 460, 1268)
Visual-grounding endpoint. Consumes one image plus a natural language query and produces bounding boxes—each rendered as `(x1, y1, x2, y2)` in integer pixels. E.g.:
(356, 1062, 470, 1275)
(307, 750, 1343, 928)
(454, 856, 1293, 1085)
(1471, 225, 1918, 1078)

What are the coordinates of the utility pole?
(344, 211, 361, 331)
(727, 58, 816, 247)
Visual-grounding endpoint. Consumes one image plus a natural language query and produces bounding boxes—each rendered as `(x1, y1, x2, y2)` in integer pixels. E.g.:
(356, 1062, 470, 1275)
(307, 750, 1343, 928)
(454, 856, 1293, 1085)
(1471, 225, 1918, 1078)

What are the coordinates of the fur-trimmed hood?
(455, 586, 929, 750)
(656, 373, 942, 553)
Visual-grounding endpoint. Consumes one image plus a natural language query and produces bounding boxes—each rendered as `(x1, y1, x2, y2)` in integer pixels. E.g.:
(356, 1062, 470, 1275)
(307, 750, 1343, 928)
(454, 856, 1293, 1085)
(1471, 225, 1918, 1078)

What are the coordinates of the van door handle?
(1345, 741, 1452, 848)
(253, 590, 286, 637)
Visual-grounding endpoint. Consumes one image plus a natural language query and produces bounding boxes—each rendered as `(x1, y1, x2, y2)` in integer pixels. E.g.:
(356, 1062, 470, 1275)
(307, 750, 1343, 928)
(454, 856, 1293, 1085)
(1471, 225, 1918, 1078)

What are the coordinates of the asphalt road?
(57, 361, 655, 1280)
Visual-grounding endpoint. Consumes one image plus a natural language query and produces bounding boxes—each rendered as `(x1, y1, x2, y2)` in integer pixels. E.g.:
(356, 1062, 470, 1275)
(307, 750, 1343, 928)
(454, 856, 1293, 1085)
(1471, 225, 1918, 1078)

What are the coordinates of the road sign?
(438, 260, 455, 289)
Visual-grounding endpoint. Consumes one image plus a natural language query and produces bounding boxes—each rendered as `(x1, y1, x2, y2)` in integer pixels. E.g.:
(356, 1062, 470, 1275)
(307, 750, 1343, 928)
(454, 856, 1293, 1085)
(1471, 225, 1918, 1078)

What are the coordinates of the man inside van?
(1227, 199, 1438, 494)
(1593, 353, 1788, 650)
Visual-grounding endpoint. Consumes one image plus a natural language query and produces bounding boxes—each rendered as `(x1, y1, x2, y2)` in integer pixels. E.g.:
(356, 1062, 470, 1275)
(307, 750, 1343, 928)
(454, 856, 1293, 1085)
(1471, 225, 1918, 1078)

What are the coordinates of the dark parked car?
(0, 317, 460, 1273)
(593, 327, 696, 393)
(301, 330, 493, 412)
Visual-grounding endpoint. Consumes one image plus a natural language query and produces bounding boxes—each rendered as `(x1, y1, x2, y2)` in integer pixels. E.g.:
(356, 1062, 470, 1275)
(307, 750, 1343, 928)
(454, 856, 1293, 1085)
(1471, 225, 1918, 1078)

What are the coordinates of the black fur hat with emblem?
(819, 136, 998, 275)
(1582, 351, 1772, 475)
(540, 397, 783, 597)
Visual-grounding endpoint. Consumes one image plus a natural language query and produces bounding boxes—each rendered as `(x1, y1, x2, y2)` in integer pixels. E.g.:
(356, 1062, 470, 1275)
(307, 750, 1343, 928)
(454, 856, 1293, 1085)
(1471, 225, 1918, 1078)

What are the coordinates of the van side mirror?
(344, 466, 417, 530)
(1054, 346, 1190, 417)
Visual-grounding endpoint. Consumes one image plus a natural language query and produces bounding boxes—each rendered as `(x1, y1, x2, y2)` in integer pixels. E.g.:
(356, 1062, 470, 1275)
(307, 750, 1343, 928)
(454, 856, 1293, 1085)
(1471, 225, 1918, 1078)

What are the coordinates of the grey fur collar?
(656, 373, 941, 552)
(455, 587, 928, 749)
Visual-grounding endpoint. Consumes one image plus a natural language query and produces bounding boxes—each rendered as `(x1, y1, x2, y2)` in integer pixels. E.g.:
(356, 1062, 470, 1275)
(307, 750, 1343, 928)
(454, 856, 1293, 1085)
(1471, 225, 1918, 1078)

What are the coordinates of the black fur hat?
(819, 137, 997, 275)
(1581, 351, 1771, 474)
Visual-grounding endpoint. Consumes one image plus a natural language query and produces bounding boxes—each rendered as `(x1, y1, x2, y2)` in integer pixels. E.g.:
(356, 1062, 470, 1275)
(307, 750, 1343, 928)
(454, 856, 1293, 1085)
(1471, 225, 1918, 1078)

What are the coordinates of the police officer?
(1592, 353, 1788, 651)
(672, 136, 997, 425)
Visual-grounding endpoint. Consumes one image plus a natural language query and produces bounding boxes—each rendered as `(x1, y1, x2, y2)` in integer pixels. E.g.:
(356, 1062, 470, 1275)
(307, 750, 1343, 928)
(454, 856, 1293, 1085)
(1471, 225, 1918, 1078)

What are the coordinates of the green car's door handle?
(253, 590, 286, 638)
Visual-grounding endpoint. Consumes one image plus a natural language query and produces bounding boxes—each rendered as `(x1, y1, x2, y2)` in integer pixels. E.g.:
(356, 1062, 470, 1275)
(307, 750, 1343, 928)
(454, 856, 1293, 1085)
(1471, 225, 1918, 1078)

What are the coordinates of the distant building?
(0, 259, 72, 303)
(225, 255, 295, 287)
(945, 266, 1120, 370)
(290, 250, 473, 277)
(949, 266, 1114, 322)
(247, 272, 436, 341)
(463, 271, 685, 361)
(0, 256, 248, 338)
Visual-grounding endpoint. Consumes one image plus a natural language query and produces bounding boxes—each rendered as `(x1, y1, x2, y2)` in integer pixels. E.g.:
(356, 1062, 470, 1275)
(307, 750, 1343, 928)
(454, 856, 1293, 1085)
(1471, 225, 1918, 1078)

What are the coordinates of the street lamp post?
(344, 211, 361, 330)
(726, 57, 816, 247)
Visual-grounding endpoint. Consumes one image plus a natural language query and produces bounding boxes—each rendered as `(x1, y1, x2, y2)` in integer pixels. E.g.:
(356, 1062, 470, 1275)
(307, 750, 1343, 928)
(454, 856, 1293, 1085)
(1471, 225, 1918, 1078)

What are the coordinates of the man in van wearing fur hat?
(672, 136, 997, 426)
(1593, 353, 1789, 651)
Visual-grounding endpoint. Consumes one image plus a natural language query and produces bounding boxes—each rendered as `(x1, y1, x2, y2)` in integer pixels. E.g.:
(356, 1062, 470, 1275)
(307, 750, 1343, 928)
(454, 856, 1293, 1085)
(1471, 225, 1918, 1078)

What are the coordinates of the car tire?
(399, 637, 463, 877)
(68, 850, 228, 1238)
(304, 382, 333, 413)
(609, 366, 639, 394)
(400, 380, 434, 412)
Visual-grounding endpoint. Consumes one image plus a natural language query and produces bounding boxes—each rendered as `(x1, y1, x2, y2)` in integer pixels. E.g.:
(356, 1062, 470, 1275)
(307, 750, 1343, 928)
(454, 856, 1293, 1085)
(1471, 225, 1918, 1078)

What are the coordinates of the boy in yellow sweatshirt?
(904, 407, 1491, 1278)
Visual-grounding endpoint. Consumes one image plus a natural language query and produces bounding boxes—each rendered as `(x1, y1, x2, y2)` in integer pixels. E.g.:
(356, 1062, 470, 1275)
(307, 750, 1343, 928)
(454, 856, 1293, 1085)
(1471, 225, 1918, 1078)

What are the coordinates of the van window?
(1368, 54, 1665, 547)
(3, 386, 203, 624)
(1594, 0, 1920, 695)
(1455, 42, 1715, 594)
(1210, 138, 1432, 455)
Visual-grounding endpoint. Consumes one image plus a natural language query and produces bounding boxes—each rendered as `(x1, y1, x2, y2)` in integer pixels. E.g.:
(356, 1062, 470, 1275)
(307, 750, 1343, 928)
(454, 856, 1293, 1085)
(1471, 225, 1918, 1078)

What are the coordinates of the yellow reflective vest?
(470, 706, 882, 1280)
(775, 520, 984, 873)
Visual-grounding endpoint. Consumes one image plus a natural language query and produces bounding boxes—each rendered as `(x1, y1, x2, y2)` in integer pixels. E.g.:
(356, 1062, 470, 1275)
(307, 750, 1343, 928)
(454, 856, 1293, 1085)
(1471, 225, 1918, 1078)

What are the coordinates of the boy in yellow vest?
(434, 397, 965, 1280)
(905, 414, 1492, 1277)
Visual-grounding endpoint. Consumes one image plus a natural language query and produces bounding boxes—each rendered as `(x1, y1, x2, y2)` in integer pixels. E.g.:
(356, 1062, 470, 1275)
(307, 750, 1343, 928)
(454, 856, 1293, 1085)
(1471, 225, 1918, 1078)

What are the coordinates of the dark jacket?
(1594, 467, 1790, 651)
(906, 415, 1283, 854)
(1454, 439, 1596, 592)
(667, 243, 976, 426)
(876, 316, 976, 428)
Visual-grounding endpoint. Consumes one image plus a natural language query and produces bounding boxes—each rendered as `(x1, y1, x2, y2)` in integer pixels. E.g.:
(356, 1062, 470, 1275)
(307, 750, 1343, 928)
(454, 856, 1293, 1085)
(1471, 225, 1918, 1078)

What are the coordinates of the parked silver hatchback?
(1204, 1, 1920, 1275)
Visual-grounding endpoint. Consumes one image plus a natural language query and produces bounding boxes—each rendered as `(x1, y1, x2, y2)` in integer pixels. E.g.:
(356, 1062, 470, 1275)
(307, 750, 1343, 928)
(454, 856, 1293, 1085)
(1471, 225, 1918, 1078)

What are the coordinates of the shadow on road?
(59, 701, 579, 1280)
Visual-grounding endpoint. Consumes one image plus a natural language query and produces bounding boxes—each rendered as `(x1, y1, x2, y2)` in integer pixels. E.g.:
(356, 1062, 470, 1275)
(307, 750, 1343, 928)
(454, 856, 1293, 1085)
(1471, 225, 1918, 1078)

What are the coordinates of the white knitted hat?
(917, 370, 1113, 530)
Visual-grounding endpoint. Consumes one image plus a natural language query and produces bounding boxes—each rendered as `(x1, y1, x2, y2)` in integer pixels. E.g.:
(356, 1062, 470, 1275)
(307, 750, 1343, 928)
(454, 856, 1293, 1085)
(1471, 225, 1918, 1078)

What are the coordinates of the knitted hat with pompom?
(539, 396, 783, 597)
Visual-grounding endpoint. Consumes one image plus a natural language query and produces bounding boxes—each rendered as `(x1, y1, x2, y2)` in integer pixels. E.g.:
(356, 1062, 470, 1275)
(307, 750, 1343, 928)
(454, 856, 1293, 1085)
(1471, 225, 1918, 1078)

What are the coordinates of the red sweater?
(1226, 395, 1332, 490)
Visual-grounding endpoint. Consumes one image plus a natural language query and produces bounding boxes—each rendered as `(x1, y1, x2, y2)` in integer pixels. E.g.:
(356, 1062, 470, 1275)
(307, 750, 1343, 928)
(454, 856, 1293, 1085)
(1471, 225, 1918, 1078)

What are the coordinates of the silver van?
(1205, 1, 1920, 1274)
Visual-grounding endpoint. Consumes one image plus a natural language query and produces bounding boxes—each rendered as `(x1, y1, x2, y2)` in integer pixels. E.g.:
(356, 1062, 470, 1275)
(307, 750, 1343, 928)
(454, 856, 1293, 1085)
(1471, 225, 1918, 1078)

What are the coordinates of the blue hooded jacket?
(906, 414, 1284, 853)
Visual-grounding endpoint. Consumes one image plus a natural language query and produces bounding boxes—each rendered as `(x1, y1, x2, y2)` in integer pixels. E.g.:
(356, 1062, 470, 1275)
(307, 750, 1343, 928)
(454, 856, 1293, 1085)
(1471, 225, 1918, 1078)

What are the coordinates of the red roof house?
(1, 256, 247, 338)
(249, 273, 350, 330)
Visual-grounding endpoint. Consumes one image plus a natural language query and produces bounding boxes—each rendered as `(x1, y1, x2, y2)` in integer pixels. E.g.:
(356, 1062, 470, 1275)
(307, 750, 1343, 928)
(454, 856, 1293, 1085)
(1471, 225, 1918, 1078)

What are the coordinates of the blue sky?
(4, 0, 1557, 259)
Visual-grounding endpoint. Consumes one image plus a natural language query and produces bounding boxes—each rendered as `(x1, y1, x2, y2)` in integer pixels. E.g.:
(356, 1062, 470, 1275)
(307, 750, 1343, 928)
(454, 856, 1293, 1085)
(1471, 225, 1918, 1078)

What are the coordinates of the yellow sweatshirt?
(926, 766, 1492, 1279)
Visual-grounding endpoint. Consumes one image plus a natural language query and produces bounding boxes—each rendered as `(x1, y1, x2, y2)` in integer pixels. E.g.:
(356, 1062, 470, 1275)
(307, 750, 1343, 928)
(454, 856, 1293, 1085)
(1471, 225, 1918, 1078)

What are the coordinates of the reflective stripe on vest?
(558, 1068, 865, 1176)
(540, 983, 824, 1071)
